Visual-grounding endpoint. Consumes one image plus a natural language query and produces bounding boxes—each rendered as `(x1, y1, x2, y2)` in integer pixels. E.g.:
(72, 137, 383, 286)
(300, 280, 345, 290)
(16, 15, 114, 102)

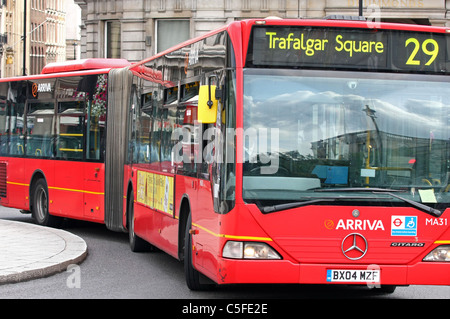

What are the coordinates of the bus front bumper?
(211, 259, 450, 286)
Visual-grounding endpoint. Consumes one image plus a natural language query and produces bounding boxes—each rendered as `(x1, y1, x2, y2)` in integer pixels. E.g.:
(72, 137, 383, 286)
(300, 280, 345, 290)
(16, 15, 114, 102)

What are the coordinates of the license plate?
(326, 269, 380, 283)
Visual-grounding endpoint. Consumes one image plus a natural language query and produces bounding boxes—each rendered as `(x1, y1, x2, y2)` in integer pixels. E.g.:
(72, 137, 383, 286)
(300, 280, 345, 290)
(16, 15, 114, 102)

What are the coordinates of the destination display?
(248, 26, 449, 74)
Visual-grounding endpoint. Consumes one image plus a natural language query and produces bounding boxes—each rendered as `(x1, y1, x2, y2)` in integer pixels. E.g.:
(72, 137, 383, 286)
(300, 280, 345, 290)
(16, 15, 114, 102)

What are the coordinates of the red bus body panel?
(186, 203, 450, 286)
(0, 158, 105, 223)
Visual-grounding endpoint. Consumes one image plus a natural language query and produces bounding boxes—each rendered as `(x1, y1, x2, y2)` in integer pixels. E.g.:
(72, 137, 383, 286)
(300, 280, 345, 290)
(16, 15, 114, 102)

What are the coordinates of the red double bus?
(1, 18, 450, 292)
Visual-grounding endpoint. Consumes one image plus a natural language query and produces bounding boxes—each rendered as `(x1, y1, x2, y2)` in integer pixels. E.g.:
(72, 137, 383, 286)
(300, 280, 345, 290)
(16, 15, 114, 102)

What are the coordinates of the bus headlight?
(222, 241, 281, 259)
(423, 245, 450, 262)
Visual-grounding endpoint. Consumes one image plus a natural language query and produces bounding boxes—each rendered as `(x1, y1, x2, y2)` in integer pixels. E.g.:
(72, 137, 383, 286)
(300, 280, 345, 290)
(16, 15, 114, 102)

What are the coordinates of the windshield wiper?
(380, 192, 442, 217)
(261, 195, 383, 214)
(315, 187, 402, 193)
(262, 198, 337, 213)
(316, 187, 442, 217)
(262, 188, 443, 216)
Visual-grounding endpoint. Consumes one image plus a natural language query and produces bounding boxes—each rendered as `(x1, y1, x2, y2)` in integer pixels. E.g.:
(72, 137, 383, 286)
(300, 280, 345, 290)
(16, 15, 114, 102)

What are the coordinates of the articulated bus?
(1, 18, 450, 292)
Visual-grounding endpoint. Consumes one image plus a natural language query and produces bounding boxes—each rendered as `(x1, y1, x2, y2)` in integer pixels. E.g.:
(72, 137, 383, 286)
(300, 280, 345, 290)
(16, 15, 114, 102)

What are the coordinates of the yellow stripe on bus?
(6, 181, 103, 195)
(7, 181, 29, 187)
(192, 222, 273, 242)
(434, 240, 450, 244)
(48, 186, 104, 195)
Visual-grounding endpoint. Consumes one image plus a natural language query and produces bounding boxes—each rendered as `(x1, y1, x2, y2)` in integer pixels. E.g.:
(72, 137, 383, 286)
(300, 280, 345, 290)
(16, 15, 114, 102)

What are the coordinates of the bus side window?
(9, 102, 25, 156)
(174, 105, 198, 176)
(160, 107, 177, 165)
(138, 90, 153, 164)
(150, 105, 162, 165)
(175, 81, 200, 176)
(57, 101, 85, 160)
(85, 74, 106, 162)
(26, 102, 55, 158)
(0, 101, 7, 155)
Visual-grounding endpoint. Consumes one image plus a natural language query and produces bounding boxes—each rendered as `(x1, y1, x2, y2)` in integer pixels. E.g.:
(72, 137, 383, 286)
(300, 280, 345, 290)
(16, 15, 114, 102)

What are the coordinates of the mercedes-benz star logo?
(341, 233, 368, 260)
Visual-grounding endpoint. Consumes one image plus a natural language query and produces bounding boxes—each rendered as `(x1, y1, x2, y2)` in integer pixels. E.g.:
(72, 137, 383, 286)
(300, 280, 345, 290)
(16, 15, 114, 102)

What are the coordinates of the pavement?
(0, 219, 87, 284)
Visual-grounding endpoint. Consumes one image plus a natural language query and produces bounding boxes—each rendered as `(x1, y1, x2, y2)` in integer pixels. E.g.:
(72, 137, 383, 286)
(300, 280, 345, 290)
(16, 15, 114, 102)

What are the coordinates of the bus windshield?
(243, 69, 450, 208)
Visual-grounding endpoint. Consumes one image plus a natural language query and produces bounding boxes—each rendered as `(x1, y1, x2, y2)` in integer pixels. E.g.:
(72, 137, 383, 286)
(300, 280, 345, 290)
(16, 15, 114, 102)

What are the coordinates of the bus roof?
(41, 58, 131, 74)
(240, 17, 450, 33)
(130, 18, 450, 72)
(0, 58, 132, 83)
(240, 18, 450, 64)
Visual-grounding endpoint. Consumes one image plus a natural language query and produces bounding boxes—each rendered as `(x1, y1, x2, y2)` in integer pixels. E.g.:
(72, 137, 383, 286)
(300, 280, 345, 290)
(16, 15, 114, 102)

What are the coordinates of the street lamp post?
(23, 0, 26, 76)
(73, 42, 78, 60)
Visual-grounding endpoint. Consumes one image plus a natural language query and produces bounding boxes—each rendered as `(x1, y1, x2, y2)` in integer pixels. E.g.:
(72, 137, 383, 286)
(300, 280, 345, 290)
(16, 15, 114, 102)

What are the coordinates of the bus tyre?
(128, 194, 153, 252)
(31, 179, 62, 228)
(184, 213, 212, 291)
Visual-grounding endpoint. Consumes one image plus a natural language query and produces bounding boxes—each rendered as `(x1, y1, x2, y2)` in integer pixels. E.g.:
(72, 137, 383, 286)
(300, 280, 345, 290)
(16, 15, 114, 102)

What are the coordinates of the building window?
(105, 20, 121, 58)
(156, 20, 190, 53)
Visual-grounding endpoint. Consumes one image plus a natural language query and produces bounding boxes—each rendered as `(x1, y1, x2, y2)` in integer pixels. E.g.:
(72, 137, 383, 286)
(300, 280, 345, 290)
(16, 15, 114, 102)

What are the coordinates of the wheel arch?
(178, 194, 191, 261)
(28, 169, 47, 211)
(125, 179, 134, 231)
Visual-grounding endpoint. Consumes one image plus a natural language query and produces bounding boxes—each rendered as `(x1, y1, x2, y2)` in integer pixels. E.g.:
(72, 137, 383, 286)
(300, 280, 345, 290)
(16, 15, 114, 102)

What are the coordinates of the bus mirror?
(198, 84, 218, 124)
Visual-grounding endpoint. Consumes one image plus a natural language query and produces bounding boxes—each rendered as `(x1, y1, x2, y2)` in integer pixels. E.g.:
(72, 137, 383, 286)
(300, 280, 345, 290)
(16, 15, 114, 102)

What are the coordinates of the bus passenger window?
(0, 101, 7, 155)
(86, 75, 107, 162)
(175, 105, 199, 176)
(138, 91, 154, 164)
(174, 81, 200, 176)
(9, 102, 25, 156)
(150, 106, 162, 164)
(57, 101, 85, 160)
(161, 107, 177, 165)
(26, 102, 54, 158)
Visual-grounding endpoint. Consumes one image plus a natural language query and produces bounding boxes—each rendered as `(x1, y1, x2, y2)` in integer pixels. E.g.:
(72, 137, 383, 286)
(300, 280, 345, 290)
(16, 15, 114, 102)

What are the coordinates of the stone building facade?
(0, 0, 67, 77)
(75, 0, 450, 63)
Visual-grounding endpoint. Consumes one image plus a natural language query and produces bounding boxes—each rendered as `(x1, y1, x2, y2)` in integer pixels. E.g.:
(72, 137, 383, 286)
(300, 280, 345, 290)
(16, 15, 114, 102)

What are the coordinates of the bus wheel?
(128, 194, 153, 252)
(32, 179, 62, 228)
(184, 213, 213, 290)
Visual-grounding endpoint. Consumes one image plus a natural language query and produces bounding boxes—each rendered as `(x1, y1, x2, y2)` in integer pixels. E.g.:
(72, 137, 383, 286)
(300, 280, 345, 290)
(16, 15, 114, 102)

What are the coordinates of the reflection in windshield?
(243, 70, 450, 206)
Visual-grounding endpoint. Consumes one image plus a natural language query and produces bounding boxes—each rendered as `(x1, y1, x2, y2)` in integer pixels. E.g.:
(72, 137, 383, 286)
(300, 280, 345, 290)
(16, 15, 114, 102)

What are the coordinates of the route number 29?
(405, 38, 439, 66)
